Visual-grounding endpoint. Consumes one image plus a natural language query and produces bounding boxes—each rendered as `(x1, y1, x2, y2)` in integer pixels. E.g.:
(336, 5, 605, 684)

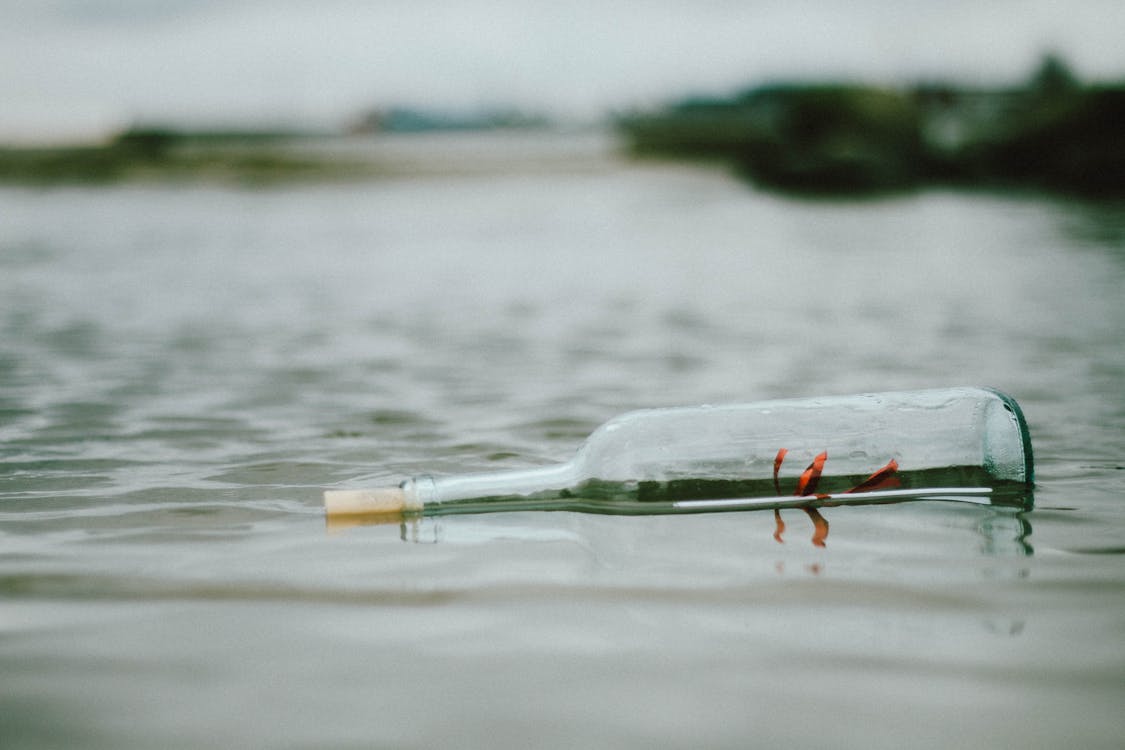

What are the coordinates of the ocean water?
(1, 131, 1123, 749)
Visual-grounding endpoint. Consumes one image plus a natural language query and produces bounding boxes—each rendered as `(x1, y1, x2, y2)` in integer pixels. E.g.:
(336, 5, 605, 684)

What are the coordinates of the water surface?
(2, 131, 1124, 749)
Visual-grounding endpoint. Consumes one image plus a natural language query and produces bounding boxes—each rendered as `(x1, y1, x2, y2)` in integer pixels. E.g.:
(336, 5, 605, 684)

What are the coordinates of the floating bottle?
(324, 386, 1033, 521)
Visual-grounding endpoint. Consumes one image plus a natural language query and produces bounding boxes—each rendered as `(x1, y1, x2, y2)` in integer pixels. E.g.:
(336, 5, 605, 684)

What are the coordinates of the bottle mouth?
(402, 474, 436, 510)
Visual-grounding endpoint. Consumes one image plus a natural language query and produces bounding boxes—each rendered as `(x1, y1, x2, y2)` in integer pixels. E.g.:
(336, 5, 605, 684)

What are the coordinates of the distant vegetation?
(4, 58, 1120, 195)
(617, 56, 1125, 197)
(0, 109, 552, 185)
(0, 127, 369, 185)
(346, 106, 549, 134)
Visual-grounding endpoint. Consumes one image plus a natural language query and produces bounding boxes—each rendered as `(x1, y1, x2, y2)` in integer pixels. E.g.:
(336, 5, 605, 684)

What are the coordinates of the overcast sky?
(2, 0, 1124, 141)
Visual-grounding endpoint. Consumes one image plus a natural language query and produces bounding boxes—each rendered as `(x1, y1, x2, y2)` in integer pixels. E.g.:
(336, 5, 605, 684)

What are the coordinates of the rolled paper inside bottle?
(672, 486, 994, 511)
(324, 487, 413, 516)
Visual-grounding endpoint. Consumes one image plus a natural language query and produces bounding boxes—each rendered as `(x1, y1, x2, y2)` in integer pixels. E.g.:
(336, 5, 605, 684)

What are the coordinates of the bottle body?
(393, 386, 1033, 516)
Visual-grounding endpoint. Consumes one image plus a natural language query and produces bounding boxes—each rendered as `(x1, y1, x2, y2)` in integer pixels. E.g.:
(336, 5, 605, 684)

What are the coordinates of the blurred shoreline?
(618, 57, 1125, 198)
(0, 124, 616, 187)
(2, 57, 1122, 197)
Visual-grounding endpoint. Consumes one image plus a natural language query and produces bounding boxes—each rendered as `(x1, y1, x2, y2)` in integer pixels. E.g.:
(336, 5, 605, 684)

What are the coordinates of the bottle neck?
(407, 461, 579, 508)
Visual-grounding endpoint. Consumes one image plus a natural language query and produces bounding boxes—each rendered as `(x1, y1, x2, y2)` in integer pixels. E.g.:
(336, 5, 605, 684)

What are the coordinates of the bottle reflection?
(976, 508, 1032, 636)
(978, 510, 1034, 557)
(772, 507, 829, 547)
(768, 504, 1033, 552)
(327, 501, 1034, 554)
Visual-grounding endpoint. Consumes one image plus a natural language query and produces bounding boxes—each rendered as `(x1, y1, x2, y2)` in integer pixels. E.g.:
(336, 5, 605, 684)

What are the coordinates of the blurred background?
(2, 3, 1124, 750)
(0, 1, 1123, 131)
(2, 0, 1124, 196)
(3, 0, 1123, 131)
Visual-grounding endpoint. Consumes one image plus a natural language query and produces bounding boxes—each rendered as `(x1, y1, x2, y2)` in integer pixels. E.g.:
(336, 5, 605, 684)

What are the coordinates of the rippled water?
(2, 132, 1124, 749)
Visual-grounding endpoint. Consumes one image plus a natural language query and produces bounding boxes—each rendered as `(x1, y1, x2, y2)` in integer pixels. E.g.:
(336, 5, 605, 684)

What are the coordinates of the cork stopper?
(324, 487, 409, 516)
(325, 510, 404, 531)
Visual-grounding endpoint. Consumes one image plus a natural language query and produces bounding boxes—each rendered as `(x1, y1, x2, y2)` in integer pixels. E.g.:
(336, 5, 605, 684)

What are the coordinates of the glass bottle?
(324, 386, 1033, 519)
